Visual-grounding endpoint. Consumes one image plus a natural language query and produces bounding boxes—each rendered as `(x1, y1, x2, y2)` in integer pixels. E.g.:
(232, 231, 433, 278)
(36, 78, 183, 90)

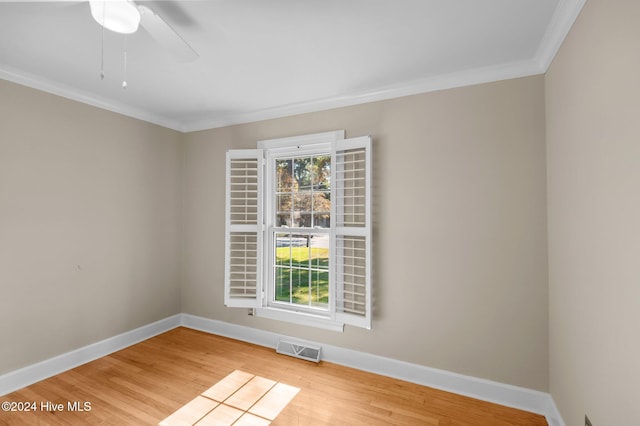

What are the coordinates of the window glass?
(274, 232, 329, 309)
(275, 155, 331, 229)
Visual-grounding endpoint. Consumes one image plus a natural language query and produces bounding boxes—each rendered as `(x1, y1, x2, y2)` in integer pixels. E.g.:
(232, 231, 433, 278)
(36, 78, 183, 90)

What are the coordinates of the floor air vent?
(276, 339, 321, 363)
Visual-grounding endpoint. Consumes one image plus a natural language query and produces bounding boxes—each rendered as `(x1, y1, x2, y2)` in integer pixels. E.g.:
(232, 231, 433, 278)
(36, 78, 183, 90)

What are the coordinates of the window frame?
(260, 133, 341, 329)
(224, 131, 371, 332)
(264, 144, 334, 318)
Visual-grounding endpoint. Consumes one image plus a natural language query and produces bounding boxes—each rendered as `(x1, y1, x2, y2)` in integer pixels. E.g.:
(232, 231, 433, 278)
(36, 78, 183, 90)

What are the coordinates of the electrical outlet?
(585, 415, 592, 426)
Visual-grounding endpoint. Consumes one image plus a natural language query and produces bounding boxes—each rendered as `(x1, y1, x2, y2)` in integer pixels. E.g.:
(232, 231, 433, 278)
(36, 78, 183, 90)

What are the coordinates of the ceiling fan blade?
(138, 4, 198, 63)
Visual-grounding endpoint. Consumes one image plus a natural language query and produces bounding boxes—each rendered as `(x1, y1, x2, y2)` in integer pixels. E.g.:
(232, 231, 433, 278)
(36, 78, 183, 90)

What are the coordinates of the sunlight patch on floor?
(159, 370, 300, 426)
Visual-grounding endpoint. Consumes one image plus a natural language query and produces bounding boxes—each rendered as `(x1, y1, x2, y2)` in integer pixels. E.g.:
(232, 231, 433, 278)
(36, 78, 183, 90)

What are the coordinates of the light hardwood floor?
(1, 327, 547, 425)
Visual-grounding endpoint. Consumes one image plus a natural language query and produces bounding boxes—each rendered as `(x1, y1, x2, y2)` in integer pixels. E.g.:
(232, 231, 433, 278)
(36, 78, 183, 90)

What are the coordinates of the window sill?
(255, 307, 344, 332)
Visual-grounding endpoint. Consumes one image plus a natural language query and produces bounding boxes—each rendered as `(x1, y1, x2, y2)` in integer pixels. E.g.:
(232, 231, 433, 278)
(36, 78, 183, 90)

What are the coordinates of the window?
(272, 154, 331, 311)
(224, 131, 372, 331)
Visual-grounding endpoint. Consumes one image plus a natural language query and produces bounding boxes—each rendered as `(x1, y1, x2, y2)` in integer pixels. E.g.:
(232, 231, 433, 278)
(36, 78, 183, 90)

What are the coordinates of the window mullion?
(307, 242, 312, 308)
(288, 233, 293, 304)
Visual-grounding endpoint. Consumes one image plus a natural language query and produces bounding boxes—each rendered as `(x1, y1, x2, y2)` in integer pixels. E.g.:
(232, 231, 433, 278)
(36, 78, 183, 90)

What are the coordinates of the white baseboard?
(181, 313, 565, 426)
(546, 396, 566, 426)
(0, 313, 565, 426)
(0, 314, 181, 396)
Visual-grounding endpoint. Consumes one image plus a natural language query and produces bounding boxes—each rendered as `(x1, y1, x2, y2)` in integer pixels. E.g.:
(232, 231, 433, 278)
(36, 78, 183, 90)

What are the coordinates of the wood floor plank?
(224, 376, 276, 411)
(0, 327, 548, 425)
(202, 370, 255, 403)
(198, 404, 244, 425)
(234, 413, 271, 426)
(248, 382, 299, 420)
(159, 396, 218, 426)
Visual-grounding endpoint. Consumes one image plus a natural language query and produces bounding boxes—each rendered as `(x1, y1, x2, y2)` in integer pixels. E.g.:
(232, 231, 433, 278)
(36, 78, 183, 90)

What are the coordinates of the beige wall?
(0, 80, 183, 374)
(182, 75, 549, 391)
(546, 0, 640, 424)
(0, 68, 549, 393)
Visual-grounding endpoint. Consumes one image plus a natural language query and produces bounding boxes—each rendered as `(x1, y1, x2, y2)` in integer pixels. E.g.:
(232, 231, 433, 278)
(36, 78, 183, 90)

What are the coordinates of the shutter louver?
(224, 150, 263, 308)
(332, 136, 372, 329)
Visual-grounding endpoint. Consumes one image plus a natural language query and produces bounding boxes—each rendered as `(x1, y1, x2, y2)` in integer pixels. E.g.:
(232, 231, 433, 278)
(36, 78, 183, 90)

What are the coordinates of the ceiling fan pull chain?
(122, 36, 128, 90)
(100, 1, 105, 80)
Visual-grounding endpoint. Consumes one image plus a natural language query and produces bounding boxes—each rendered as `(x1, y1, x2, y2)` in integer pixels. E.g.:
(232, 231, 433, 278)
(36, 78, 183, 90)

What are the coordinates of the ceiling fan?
(89, 0, 198, 63)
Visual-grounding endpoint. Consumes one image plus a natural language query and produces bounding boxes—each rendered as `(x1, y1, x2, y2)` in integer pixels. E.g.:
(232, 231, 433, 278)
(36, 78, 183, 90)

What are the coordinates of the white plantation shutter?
(332, 136, 372, 329)
(224, 149, 263, 308)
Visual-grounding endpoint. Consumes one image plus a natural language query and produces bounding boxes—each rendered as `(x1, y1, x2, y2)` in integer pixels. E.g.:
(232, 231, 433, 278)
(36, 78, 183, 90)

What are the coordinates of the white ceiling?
(0, 0, 584, 132)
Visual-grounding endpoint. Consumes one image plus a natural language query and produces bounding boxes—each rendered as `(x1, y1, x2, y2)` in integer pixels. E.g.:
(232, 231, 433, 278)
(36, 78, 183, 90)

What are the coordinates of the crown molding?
(181, 58, 543, 132)
(535, 0, 587, 71)
(1, 0, 585, 134)
(0, 64, 185, 132)
(183, 0, 587, 132)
